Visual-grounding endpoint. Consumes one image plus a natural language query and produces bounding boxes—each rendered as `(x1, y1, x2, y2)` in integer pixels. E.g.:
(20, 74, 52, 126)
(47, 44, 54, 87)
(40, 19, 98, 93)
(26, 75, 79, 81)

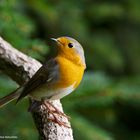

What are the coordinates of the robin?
(0, 37, 86, 127)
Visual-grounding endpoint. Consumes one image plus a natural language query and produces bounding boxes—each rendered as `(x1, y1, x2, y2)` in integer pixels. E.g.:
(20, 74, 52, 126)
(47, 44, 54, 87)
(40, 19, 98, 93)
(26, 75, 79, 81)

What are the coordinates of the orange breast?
(54, 56, 85, 89)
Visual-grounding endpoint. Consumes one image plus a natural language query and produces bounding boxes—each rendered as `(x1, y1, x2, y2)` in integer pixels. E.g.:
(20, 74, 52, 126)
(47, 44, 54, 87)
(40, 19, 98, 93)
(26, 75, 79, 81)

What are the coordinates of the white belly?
(30, 83, 75, 101)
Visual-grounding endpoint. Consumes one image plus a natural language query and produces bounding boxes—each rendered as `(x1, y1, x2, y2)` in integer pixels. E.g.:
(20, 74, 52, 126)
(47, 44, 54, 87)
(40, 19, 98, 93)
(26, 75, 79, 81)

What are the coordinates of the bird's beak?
(51, 38, 62, 46)
(51, 38, 57, 42)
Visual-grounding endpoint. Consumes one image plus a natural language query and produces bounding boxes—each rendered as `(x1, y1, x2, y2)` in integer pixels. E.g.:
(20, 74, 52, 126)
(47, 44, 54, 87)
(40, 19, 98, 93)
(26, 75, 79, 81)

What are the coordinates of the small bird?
(0, 37, 86, 127)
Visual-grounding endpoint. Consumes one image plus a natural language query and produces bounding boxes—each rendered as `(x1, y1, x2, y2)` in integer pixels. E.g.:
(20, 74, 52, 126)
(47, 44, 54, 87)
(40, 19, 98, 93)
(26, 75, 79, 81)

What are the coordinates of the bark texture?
(0, 36, 73, 140)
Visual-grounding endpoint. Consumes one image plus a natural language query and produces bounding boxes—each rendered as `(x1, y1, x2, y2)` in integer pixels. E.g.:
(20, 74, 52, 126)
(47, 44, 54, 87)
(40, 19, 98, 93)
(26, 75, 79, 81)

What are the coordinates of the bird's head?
(51, 36, 86, 69)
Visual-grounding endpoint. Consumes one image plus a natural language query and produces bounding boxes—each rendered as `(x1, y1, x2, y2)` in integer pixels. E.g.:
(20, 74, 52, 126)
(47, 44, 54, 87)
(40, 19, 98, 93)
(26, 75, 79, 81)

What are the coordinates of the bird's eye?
(68, 43, 73, 48)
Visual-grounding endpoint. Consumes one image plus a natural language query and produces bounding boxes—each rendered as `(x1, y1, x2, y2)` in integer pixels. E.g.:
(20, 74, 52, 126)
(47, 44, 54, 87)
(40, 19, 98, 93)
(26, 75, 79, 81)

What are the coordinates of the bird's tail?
(0, 87, 22, 108)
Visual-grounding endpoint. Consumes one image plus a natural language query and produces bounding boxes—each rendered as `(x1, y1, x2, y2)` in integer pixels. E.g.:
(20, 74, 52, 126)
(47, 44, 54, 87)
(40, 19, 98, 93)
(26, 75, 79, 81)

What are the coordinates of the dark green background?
(0, 0, 140, 140)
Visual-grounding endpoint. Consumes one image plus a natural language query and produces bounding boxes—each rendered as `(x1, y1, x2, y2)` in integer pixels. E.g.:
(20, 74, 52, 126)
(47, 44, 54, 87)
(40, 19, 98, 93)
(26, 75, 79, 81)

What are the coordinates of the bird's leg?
(46, 101, 70, 120)
(43, 101, 70, 128)
(28, 100, 42, 112)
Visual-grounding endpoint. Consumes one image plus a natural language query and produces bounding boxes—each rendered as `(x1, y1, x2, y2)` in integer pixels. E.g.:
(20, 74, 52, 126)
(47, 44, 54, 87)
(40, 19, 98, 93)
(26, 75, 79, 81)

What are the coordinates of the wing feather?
(16, 59, 59, 103)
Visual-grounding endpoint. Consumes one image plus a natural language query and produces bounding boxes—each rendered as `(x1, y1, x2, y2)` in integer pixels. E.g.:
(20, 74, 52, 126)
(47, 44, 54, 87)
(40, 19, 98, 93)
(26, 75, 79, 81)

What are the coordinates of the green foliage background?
(0, 0, 140, 140)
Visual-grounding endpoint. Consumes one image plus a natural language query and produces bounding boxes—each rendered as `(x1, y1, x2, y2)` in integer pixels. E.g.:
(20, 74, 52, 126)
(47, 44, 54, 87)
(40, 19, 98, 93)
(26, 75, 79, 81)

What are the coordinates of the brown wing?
(16, 59, 59, 103)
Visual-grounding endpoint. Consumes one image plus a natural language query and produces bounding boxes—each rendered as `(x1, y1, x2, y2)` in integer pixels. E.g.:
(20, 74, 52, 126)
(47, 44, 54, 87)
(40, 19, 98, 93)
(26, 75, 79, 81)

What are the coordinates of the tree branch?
(0, 36, 73, 140)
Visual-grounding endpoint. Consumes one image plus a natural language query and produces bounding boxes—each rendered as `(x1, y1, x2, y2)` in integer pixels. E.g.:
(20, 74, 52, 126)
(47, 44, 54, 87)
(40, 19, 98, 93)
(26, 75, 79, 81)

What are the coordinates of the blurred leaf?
(71, 113, 114, 140)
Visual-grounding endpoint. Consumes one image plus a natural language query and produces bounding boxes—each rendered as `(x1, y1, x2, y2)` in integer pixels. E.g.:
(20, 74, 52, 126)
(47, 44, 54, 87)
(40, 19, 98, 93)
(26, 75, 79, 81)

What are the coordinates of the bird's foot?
(48, 115, 71, 128)
(43, 101, 71, 128)
(46, 101, 71, 120)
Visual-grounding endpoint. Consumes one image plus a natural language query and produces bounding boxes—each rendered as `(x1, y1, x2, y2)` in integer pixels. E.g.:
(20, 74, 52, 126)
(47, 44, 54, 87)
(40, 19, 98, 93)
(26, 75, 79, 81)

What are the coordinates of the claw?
(46, 101, 71, 120)
(43, 101, 71, 128)
(47, 116, 71, 128)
